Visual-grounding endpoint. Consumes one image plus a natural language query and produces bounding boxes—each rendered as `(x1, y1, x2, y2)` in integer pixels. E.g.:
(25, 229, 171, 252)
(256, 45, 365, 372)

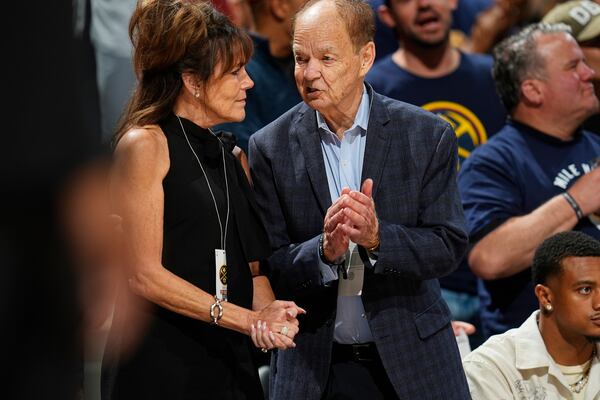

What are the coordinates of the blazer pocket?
(414, 297, 452, 340)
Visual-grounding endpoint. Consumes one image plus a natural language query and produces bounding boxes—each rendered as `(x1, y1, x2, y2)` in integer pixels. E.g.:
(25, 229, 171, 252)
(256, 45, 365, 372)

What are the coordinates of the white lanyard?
(177, 116, 230, 300)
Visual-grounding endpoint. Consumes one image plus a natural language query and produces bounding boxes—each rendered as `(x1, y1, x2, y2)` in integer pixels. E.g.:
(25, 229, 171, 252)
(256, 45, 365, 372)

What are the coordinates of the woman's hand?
(249, 300, 306, 351)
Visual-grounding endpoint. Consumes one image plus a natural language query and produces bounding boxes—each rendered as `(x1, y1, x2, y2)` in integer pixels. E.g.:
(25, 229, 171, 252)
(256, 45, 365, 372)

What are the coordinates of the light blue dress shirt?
(316, 86, 374, 344)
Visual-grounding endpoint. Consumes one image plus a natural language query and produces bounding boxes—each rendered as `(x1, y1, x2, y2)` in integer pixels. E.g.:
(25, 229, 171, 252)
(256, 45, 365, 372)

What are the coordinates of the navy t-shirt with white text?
(459, 120, 600, 336)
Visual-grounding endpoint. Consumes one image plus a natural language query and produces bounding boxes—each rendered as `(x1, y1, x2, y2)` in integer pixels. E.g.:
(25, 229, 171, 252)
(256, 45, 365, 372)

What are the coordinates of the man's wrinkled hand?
(338, 179, 380, 250)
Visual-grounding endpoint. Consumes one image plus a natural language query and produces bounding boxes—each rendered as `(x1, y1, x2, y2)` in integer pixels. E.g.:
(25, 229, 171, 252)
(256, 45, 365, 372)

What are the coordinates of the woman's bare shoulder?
(114, 125, 170, 176)
(116, 125, 167, 153)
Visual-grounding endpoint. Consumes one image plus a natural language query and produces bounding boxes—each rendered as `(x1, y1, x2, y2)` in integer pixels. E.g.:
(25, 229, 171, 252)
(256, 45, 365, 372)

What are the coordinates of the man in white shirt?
(463, 231, 600, 399)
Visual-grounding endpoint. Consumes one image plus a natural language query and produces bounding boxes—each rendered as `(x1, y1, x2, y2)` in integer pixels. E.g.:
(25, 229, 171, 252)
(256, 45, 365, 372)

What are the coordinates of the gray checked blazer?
(248, 86, 471, 400)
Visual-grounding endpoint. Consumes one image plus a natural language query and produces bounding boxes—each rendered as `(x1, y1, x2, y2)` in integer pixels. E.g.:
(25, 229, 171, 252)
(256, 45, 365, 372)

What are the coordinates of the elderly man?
(463, 231, 600, 399)
(459, 23, 600, 339)
(248, 0, 470, 398)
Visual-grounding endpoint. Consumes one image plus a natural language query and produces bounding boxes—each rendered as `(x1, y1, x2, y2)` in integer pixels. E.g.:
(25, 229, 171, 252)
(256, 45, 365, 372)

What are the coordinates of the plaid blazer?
(248, 87, 471, 400)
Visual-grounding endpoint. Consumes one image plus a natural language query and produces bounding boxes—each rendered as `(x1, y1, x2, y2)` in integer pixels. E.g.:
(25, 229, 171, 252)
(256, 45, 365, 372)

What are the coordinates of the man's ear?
(534, 283, 553, 310)
(358, 41, 376, 77)
(521, 79, 544, 106)
(378, 5, 396, 29)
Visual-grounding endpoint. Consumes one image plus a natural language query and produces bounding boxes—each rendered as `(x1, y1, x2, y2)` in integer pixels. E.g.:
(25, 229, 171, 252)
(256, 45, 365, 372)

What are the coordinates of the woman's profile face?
(199, 63, 254, 125)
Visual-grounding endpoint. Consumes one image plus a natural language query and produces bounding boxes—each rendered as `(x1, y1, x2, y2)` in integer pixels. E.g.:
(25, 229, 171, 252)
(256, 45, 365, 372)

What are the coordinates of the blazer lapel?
(292, 104, 332, 215)
(361, 88, 392, 200)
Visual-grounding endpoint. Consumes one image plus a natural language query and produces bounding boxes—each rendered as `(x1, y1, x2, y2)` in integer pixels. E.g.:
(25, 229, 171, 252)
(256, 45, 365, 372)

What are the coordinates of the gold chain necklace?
(568, 347, 596, 393)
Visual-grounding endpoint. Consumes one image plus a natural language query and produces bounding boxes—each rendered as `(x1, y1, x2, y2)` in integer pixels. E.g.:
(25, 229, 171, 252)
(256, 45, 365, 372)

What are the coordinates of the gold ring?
(261, 347, 268, 353)
(280, 325, 289, 337)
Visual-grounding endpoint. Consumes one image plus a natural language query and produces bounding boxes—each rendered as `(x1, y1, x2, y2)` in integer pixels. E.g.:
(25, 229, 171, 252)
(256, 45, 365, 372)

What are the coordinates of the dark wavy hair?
(113, 0, 252, 146)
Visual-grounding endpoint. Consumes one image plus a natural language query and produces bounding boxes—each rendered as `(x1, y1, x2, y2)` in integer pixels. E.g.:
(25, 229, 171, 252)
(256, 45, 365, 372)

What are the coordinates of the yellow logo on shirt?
(422, 101, 488, 167)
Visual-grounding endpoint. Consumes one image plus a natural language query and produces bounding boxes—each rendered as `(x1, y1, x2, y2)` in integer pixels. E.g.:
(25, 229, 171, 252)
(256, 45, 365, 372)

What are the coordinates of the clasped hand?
(249, 300, 306, 350)
(322, 178, 379, 262)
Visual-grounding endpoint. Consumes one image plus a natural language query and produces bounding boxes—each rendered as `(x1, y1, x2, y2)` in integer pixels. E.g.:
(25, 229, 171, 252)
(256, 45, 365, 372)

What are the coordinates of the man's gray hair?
(294, 0, 375, 53)
(492, 22, 572, 113)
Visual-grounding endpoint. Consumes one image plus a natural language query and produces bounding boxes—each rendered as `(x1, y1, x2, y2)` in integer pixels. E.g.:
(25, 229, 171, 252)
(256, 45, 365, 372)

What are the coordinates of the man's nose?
(593, 289, 600, 310)
(304, 58, 321, 81)
(580, 62, 596, 82)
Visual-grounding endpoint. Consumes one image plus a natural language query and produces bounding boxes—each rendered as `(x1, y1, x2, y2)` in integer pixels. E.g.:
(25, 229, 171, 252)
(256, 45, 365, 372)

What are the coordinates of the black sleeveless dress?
(106, 113, 271, 399)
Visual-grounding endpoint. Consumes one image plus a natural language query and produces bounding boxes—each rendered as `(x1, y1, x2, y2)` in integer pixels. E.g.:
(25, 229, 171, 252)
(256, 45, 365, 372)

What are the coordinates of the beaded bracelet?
(562, 192, 583, 220)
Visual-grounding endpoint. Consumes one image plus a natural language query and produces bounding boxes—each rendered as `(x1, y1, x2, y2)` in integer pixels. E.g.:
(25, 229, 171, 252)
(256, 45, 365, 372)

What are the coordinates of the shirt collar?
(508, 118, 584, 146)
(514, 311, 554, 371)
(316, 85, 370, 137)
(514, 310, 600, 388)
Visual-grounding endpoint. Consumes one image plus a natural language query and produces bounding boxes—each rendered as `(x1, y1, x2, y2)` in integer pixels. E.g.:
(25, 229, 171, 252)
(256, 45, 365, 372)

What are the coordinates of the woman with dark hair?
(104, 1, 302, 398)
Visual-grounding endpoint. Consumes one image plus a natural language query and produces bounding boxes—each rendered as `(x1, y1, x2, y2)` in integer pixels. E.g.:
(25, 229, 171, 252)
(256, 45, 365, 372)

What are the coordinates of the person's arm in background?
(461, 147, 600, 280)
(469, 196, 577, 280)
(459, 0, 526, 54)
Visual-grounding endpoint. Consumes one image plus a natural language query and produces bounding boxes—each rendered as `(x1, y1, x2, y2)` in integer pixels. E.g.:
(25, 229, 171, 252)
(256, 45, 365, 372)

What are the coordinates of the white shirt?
(317, 86, 374, 344)
(463, 311, 600, 400)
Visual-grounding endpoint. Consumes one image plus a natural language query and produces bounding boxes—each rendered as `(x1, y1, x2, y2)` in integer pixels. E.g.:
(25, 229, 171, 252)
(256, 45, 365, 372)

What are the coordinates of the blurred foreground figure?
(3, 1, 103, 399)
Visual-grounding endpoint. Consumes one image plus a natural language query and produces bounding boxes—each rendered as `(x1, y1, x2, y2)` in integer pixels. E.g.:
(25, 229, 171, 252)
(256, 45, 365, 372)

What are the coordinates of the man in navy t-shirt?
(367, 0, 506, 167)
(367, 0, 506, 344)
(459, 22, 600, 337)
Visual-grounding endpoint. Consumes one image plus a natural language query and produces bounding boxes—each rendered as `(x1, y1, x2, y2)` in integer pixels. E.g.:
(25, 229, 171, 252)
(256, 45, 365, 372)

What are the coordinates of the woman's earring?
(194, 90, 200, 98)
(544, 304, 553, 313)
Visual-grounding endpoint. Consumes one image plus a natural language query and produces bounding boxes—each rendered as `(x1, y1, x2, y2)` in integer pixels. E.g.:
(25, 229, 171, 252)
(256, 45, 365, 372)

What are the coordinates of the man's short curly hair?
(532, 231, 600, 285)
